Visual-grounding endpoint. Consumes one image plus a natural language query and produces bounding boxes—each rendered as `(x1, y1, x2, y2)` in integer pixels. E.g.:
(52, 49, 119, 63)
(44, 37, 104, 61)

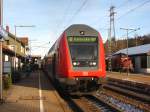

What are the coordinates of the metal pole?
(108, 7, 112, 72)
(126, 30, 129, 76)
(14, 26, 16, 71)
(0, 0, 3, 26)
(0, 0, 3, 102)
(120, 28, 140, 76)
(30, 41, 31, 56)
(0, 39, 3, 102)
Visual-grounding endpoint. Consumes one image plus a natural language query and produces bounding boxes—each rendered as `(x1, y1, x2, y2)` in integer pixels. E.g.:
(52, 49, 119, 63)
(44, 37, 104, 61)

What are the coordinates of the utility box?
(3, 61, 11, 74)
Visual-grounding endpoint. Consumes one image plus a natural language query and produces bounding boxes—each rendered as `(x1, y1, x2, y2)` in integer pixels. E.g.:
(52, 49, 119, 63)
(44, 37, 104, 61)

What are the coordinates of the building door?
(134, 56, 141, 72)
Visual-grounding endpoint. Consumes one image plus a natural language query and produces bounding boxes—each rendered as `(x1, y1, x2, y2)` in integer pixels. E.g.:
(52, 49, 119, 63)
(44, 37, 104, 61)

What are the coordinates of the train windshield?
(69, 43, 98, 60)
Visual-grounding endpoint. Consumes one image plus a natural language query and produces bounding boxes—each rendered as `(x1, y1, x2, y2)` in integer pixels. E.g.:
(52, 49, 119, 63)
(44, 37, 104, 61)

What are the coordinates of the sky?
(3, 0, 150, 57)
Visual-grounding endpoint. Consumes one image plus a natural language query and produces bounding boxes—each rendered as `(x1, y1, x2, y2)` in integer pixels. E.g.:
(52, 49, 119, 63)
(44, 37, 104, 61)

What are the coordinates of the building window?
(141, 56, 147, 68)
(6, 40, 9, 45)
(8, 45, 15, 51)
(5, 55, 9, 61)
(21, 46, 24, 53)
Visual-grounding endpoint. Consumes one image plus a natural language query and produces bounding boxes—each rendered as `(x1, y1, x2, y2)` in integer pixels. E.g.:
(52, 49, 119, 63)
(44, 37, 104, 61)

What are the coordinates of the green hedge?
(3, 74, 12, 90)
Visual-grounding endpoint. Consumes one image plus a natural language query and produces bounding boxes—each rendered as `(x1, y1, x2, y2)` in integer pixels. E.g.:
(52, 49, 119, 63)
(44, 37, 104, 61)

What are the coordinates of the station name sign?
(68, 36, 97, 43)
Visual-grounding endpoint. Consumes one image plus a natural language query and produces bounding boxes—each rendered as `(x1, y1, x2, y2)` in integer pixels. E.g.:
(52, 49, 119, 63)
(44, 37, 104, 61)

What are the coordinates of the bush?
(3, 74, 12, 90)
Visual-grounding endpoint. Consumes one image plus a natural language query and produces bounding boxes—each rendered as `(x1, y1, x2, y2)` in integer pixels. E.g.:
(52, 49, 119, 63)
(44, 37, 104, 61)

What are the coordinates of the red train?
(43, 24, 106, 93)
(106, 53, 133, 72)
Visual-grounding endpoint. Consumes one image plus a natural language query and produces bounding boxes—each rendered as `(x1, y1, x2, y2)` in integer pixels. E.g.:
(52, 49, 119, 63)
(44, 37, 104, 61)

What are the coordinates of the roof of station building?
(114, 44, 150, 55)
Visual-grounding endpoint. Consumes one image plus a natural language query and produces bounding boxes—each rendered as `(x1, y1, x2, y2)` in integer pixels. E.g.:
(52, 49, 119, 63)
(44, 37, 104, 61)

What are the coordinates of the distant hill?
(104, 34, 150, 55)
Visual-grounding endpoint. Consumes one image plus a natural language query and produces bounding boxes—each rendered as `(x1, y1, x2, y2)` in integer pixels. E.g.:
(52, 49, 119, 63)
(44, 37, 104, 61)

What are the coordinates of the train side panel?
(56, 33, 71, 78)
(98, 33, 106, 77)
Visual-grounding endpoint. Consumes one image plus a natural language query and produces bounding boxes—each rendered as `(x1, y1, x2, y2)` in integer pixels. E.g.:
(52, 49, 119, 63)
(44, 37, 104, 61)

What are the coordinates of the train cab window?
(69, 43, 98, 60)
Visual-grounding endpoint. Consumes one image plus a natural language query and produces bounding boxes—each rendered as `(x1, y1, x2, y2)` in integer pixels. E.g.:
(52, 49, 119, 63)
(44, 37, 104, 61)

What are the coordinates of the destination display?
(68, 36, 97, 42)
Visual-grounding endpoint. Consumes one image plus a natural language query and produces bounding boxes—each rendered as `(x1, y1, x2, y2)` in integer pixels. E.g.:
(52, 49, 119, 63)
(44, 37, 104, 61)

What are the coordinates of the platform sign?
(0, 25, 8, 40)
(3, 61, 11, 73)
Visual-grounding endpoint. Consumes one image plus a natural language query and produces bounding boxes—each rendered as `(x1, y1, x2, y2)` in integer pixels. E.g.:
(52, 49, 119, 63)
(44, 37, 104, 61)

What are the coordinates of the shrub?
(11, 71, 21, 83)
(3, 74, 12, 90)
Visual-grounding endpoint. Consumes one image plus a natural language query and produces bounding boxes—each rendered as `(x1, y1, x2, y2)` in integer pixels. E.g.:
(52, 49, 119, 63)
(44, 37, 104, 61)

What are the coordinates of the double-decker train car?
(43, 24, 106, 93)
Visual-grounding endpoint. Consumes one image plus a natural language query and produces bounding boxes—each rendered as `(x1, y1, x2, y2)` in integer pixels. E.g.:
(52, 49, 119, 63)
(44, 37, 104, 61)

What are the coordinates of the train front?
(61, 24, 106, 93)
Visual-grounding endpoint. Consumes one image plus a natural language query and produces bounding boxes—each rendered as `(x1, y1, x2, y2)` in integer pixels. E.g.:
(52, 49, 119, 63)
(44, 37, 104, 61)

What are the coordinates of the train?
(42, 24, 106, 94)
(106, 53, 133, 72)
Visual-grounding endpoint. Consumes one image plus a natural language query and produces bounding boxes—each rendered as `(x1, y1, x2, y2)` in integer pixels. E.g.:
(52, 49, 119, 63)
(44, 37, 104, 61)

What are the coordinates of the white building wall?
(134, 56, 150, 74)
(140, 68, 150, 74)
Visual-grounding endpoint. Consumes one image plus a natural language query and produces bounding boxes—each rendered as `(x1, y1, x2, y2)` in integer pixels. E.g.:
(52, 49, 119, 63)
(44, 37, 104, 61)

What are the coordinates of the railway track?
(100, 78, 150, 112)
(105, 78, 150, 103)
(45, 71, 150, 112)
(51, 77, 122, 112)
(71, 95, 122, 112)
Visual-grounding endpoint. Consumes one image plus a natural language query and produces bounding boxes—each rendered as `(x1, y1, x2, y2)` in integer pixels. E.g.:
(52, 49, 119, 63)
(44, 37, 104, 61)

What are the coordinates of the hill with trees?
(104, 34, 150, 55)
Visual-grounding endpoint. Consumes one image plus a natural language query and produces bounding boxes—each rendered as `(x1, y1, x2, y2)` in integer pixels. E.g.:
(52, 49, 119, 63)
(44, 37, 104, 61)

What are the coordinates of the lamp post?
(14, 25, 35, 71)
(120, 27, 140, 76)
(0, 0, 3, 25)
(0, 37, 3, 103)
(0, 0, 3, 103)
(0, 0, 8, 102)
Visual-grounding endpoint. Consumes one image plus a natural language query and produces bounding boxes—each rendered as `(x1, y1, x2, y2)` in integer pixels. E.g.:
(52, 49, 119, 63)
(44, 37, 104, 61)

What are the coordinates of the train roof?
(64, 24, 99, 37)
(114, 44, 150, 56)
(46, 24, 99, 57)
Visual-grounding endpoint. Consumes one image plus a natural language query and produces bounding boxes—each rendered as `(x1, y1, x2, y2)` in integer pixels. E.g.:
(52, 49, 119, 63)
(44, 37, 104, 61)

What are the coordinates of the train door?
(52, 54, 56, 79)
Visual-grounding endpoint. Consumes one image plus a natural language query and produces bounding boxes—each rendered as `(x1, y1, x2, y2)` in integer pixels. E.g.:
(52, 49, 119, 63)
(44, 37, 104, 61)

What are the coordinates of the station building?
(114, 44, 150, 74)
(2, 27, 29, 74)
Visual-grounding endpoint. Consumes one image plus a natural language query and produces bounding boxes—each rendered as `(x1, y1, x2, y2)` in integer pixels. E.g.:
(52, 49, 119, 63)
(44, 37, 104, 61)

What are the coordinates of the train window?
(69, 43, 98, 60)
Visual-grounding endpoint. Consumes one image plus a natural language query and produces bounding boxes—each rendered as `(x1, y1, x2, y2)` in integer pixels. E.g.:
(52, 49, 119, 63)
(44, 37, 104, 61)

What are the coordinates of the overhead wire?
(120, 29, 140, 38)
(117, 0, 130, 9)
(117, 0, 150, 20)
(56, 0, 73, 32)
(106, 0, 150, 41)
(64, 0, 89, 27)
(54, 0, 73, 38)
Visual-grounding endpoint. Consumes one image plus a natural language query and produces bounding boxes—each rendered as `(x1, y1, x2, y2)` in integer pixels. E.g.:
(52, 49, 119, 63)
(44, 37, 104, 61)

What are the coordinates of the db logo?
(83, 72, 88, 76)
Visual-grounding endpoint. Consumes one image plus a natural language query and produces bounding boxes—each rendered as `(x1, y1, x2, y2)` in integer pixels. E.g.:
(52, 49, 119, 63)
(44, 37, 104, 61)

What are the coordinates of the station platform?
(0, 71, 71, 112)
(106, 72, 150, 86)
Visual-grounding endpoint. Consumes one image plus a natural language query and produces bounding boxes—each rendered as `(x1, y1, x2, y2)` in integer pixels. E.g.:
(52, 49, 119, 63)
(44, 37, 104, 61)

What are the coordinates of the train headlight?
(89, 62, 93, 66)
(93, 62, 96, 66)
(89, 62, 97, 66)
(73, 62, 77, 66)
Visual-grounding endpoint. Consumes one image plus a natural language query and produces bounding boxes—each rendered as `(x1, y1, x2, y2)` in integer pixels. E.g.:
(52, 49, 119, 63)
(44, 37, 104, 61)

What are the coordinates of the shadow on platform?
(14, 70, 55, 91)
